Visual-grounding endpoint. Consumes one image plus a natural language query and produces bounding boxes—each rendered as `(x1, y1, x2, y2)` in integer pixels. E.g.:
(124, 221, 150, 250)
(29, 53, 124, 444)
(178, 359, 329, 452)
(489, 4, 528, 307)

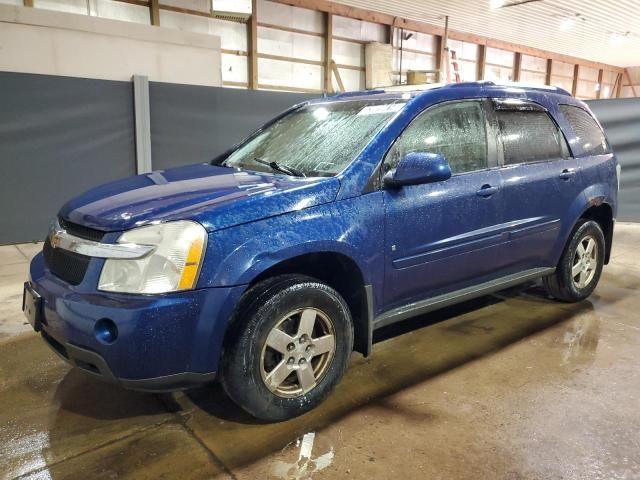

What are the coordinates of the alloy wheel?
(572, 235, 598, 289)
(260, 308, 336, 398)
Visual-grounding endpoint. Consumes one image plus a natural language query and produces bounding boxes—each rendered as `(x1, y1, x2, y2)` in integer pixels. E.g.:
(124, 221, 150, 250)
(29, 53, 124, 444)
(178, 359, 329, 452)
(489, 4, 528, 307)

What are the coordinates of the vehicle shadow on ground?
(44, 281, 599, 474)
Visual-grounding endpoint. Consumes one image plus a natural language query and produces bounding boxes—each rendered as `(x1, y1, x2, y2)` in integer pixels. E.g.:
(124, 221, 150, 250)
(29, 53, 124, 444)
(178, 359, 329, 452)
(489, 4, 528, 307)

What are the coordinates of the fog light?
(94, 318, 118, 344)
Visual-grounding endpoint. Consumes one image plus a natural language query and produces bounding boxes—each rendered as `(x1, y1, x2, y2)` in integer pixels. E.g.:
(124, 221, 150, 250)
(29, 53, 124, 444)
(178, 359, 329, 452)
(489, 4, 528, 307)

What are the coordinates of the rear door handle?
(559, 169, 576, 180)
(476, 184, 499, 197)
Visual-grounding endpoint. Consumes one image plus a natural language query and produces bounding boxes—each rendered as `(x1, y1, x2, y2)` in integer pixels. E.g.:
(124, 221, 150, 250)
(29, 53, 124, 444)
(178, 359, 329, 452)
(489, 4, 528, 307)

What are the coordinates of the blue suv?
(24, 81, 618, 421)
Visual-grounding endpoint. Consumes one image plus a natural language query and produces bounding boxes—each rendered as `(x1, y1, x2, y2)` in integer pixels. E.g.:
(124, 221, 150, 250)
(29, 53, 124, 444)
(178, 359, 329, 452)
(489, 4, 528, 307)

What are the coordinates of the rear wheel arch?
(578, 201, 614, 264)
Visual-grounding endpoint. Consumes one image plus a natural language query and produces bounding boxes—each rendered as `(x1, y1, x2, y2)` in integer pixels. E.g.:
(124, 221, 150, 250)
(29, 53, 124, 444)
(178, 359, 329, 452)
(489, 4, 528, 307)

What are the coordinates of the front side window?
(496, 110, 565, 165)
(560, 105, 610, 156)
(384, 101, 488, 175)
(222, 99, 405, 177)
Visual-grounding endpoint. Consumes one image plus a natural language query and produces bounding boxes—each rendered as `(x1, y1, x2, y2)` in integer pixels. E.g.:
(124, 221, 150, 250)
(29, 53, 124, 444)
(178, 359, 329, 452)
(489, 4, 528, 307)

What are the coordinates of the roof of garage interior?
(329, 0, 640, 67)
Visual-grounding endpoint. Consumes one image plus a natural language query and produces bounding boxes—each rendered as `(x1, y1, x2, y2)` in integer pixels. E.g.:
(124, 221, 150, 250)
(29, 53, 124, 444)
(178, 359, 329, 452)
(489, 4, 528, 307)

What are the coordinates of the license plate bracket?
(22, 282, 43, 332)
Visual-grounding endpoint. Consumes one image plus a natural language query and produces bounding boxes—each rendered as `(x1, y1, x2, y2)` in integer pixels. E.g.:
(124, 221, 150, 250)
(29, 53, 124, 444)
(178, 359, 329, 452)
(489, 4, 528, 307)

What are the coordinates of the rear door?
(490, 99, 583, 272)
(382, 100, 506, 309)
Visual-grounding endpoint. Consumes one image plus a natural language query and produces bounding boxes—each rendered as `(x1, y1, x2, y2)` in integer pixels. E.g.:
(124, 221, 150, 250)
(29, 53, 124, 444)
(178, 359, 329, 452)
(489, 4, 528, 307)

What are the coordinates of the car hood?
(59, 164, 340, 233)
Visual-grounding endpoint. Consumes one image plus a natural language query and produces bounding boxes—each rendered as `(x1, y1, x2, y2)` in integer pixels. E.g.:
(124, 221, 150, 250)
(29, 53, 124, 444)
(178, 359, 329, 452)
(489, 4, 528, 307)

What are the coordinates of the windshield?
(221, 99, 406, 177)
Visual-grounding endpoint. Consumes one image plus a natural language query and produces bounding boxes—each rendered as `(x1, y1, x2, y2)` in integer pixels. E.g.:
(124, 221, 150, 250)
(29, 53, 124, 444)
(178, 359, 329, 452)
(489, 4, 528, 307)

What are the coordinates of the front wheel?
(220, 275, 353, 422)
(543, 219, 605, 302)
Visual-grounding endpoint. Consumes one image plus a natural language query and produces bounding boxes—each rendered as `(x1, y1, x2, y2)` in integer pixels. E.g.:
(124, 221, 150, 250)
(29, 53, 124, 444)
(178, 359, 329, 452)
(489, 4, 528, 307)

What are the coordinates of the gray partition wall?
(0, 73, 314, 244)
(586, 98, 640, 222)
(0, 70, 638, 244)
(0, 72, 137, 244)
(149, 82, 314, 170)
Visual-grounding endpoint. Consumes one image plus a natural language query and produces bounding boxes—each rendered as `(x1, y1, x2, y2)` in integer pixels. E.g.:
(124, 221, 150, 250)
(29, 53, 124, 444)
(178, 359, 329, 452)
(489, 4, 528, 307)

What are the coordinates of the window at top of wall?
(559, 105, 610, 157)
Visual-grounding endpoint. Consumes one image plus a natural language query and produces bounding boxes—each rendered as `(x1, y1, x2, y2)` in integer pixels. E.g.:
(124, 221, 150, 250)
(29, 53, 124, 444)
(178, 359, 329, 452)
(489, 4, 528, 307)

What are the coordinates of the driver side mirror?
(383, 152, 452, 188)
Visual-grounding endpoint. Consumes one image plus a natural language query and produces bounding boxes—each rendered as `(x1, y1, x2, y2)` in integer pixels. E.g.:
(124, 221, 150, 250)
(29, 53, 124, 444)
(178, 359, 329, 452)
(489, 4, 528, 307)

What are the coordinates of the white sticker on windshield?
(357, 103, 405, 116)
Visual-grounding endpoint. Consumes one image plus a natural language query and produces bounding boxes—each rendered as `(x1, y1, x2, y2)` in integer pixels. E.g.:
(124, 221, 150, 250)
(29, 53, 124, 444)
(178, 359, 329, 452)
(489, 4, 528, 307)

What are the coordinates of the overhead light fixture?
(609, 31, 631, 45)
(560, 17, 575, 30)
(491, 0, 542, 9)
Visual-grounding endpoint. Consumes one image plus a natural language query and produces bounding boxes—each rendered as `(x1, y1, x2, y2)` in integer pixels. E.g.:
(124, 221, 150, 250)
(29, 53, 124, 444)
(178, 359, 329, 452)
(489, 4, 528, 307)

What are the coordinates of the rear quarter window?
(559, 105, 610, 156)
(496, 110, 565, 165)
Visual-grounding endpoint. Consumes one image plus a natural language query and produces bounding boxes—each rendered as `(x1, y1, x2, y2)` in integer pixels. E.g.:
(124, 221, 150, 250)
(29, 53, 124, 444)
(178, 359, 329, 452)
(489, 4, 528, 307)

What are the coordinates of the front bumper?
(29, 252, 245, 391)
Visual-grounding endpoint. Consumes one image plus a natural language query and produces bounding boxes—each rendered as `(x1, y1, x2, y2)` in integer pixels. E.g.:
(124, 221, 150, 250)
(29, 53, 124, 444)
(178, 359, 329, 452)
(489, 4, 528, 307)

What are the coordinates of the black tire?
(220, 274, 353, 422)
(543, 219, 605, 302)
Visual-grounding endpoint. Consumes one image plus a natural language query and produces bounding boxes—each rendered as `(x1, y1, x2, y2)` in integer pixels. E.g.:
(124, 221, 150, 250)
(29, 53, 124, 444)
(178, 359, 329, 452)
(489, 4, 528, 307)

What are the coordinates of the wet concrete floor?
(1, 223, 640, 479)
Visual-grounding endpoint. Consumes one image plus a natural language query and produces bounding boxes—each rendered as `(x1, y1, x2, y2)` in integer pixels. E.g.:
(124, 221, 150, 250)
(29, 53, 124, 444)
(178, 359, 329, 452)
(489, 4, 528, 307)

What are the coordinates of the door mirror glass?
(383, 152, 452, 188)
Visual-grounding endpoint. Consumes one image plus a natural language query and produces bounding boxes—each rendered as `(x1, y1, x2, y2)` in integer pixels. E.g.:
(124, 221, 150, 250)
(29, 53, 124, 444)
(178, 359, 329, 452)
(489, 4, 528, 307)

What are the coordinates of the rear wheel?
(220, 275, 353, 422)
(543, 220, 605, 302)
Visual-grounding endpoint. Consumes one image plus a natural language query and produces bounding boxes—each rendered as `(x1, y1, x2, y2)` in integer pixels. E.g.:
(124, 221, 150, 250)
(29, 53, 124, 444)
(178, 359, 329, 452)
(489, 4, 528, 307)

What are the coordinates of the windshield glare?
(222, 99, 406, 177)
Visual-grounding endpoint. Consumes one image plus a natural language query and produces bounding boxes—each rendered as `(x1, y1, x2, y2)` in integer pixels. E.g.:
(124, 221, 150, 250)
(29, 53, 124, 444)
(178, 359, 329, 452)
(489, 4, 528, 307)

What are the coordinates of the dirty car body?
(25, 81, 618, 420)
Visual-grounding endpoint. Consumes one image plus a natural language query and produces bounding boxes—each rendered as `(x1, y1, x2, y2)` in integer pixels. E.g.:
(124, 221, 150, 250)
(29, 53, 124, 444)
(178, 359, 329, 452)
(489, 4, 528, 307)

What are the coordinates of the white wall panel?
(221, 52, 247, 84)
(258, 57, 322, 90)
(162, 0, 210, 13)
(257, 0, 323, 33)
(552, 60, 574, 78)
(486, 47, 513, 69)
(34, 0, 87, 15)
(335, 67, 363, 91)
(521, 54, 546, 73)
(393, 50, 435, 73)
(0, 0, 21, 6)
(457, 59, 477, 81)
(160, 10, 246, 51)
(333, 14, 386, 42)
(93, 0, 150, 25)
(447, 39, 477, 62)
(551, 76, 573, 92)
(394, 30, 436, 54)
(332, 38, 363, 66)
(520, 70, 546, 85)
(576, 80, 597, 99)
(485, 64, 513, 82)
(258, 26, 322, 61)
(0, 5, 221, 86)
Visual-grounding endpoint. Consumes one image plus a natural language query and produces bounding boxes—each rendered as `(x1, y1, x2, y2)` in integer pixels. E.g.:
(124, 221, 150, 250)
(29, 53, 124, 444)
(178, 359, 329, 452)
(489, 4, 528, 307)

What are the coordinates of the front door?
(382, 100, 506, 309)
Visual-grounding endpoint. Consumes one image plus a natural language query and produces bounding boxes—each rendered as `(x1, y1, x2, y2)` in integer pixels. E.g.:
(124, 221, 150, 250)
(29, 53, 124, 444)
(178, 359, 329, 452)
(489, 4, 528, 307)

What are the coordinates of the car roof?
(310, 81, 574, 104)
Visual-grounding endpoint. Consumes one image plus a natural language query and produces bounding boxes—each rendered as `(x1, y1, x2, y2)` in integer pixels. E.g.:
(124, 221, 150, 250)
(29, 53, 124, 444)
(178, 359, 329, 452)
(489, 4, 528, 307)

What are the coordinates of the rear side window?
(560, 105, 610, 156)
(496, 110, 565, 165)
(385, 101, 488, 175)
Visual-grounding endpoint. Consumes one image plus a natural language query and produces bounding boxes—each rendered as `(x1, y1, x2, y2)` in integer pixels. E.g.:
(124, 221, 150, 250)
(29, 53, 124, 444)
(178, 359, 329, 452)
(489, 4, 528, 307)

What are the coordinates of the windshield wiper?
(252, 157, 306, 177)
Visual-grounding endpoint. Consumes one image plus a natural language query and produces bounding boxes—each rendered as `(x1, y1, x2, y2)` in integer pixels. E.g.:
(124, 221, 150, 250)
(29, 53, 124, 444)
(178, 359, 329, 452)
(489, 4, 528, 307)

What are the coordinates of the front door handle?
(476, 184, 499, 197)
(559, 169, 576, 180)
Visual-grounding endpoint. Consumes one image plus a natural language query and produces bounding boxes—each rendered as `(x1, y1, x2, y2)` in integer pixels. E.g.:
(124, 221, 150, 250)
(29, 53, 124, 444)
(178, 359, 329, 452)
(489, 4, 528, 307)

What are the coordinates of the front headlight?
(98, 221, 207, 294)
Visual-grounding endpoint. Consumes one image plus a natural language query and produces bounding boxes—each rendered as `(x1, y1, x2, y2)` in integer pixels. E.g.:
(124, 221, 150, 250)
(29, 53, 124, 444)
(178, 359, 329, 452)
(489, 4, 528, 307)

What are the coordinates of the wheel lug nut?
(305, 345, 312, 352)
(287, 357, 295, 365)
(287, 343, 295, 351)
(299, 336, 306, 344)
(299, 358, 306, 365)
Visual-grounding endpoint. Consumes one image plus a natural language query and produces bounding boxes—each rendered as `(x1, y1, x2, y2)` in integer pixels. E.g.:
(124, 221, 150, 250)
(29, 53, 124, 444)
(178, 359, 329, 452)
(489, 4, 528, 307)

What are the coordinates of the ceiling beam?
(270, 0, 624, 74)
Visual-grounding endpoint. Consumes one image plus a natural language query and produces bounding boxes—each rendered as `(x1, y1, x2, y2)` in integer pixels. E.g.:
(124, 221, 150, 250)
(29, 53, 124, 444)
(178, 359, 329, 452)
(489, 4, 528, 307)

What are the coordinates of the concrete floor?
(1, 224, 640, 479)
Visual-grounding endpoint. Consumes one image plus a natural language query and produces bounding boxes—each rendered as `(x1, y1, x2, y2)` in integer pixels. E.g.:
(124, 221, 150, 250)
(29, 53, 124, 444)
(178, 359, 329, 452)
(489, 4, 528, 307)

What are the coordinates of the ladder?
(446, 49, 461, 83)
